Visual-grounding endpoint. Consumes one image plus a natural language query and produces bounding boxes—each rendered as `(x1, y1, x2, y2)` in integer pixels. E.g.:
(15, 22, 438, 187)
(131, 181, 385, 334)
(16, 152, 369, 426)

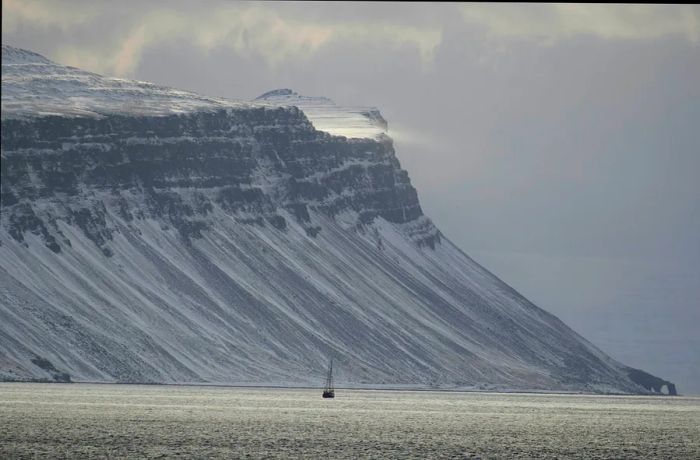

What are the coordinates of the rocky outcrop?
(627, 367, 678, 395)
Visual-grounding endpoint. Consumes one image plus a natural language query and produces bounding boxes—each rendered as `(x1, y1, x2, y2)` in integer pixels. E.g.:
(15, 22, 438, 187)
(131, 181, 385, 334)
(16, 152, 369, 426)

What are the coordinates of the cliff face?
(0, 45, 674, 393)
(1, 108, 431, 253)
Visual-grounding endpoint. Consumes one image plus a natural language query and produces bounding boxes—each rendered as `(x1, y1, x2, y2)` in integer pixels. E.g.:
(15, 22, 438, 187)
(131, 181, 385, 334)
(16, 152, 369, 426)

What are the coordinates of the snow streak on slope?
(0, 45, 670, 394)
(0, 204, 637, 392)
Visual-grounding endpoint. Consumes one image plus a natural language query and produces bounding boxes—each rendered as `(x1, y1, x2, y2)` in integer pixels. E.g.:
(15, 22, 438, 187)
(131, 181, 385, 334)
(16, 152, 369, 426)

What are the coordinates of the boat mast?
(329, 359, 334, 391)
(324, 359, 334, 392)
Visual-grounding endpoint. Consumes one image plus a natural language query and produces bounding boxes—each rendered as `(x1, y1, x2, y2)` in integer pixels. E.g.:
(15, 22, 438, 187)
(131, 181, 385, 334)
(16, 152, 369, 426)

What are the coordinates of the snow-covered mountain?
(0, 45, 676, 394)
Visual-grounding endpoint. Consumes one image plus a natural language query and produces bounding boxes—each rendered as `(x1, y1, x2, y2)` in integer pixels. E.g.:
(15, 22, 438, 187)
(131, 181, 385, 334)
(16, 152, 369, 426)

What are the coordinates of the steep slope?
(0, 45, 673, 394)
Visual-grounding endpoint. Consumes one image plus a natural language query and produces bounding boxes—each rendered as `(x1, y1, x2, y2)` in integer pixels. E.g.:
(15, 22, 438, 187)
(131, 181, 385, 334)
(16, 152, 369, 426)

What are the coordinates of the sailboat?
(322, 359, 335, 398)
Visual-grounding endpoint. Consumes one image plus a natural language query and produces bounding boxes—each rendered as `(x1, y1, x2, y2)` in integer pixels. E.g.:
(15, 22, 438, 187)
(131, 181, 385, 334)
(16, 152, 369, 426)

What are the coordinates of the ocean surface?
(1, 383, 698, 458)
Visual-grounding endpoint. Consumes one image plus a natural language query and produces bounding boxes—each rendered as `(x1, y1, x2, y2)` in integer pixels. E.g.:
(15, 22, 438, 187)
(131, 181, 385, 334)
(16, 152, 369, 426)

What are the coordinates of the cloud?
(3, 1, 442, 77)
(2, 0, 100, 33)
(8, 2, 695, 79)
(461, 4, 700, 43)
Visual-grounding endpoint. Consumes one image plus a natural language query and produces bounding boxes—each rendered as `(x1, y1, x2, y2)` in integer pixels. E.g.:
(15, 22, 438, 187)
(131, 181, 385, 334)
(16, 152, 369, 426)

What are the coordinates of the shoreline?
(0, 379, 685, 397)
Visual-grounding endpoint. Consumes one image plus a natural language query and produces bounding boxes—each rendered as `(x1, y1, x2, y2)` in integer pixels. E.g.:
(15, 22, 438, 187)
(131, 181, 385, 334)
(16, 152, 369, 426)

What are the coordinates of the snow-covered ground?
(2, 45, 387, 142)
(255, 88, 388, 140)
(1, 45, 249, 119)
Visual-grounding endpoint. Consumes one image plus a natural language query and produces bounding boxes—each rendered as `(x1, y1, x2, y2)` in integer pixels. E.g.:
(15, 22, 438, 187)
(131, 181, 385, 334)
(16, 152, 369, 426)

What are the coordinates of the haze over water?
(1, 383, 698, 458)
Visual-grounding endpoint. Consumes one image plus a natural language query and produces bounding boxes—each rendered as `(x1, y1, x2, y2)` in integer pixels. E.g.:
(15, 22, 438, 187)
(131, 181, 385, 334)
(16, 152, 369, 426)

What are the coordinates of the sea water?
(1, 383, 698, 458)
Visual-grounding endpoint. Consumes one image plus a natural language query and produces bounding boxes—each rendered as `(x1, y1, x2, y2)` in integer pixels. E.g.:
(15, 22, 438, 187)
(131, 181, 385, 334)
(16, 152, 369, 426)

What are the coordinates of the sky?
(3, 1, 699, 394)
